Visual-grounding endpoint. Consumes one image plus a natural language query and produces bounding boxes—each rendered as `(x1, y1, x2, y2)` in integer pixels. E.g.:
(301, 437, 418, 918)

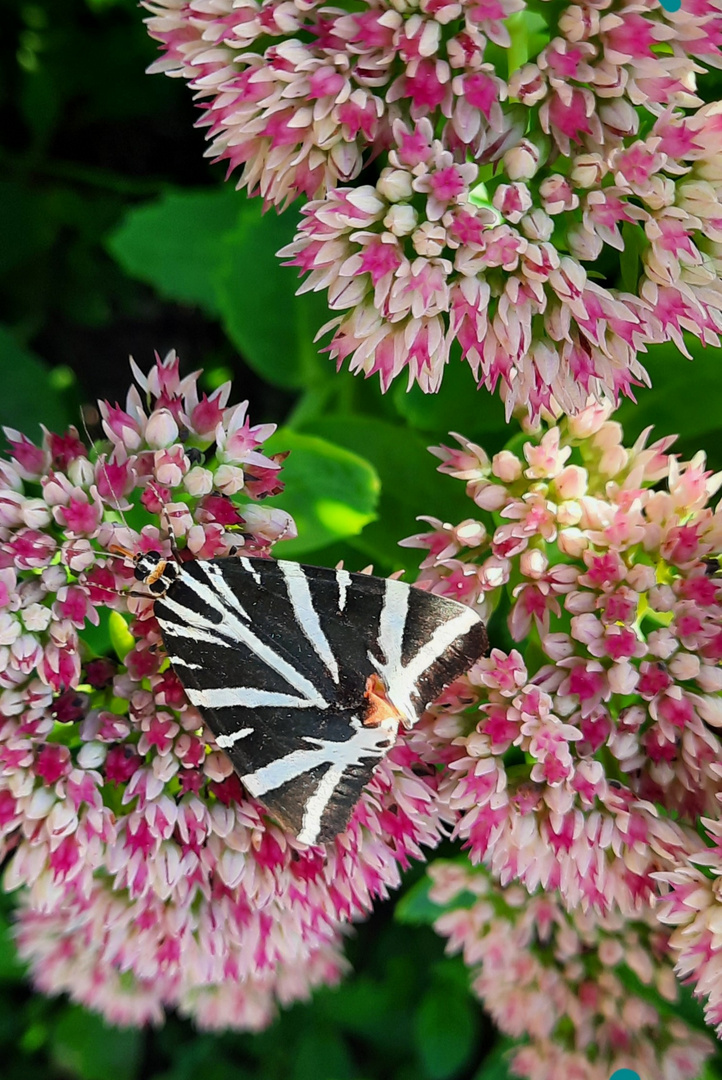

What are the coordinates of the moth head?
(132, 550, 180, 595)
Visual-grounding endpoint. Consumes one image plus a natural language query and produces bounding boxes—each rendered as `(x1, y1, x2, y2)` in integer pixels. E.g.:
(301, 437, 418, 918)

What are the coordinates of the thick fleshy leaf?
(0, 328, 72, 437)
(214, 205, 332, 390)
(617, 336, 722, 469)
(107, 189, 242, 314)
(414, 964, 479, 1080)
(51, 1006, 142, 1080)
(472, 1042, 515, 1080)
(262, 428, 379, 556)
(302, 416, 477, 572)
(392, 358, 508, 446)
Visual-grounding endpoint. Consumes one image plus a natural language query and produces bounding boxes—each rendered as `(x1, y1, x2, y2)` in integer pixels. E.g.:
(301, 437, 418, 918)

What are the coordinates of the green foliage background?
(2, 0, 722, 1077)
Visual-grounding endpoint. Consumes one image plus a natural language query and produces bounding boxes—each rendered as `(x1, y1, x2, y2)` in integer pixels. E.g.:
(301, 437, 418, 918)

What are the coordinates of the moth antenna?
(79, 405, 132, 535)
(144, 479, 175, 546)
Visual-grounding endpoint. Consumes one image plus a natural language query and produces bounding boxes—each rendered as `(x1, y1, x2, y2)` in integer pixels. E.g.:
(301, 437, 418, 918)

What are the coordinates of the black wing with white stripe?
(150, 556, 487, 845)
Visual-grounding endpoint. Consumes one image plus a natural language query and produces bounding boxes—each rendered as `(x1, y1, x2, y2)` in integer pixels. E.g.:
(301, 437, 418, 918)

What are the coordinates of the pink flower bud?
(539, 175, 579, 215)
(493, 182, 533, 224)
(492, 451, 522, 483)
(554, 465, 588, 501)
(154, 446, 188, 488)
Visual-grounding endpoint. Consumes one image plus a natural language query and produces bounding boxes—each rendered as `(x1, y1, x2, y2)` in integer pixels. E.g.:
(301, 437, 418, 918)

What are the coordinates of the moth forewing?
(137, 553, 487, 845)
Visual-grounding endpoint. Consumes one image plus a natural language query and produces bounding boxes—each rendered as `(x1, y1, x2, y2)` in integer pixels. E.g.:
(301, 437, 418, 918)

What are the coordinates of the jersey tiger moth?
(130, 550, 488, 845)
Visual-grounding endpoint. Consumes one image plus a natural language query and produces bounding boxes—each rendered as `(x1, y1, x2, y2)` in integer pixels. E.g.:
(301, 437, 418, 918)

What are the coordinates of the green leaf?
(619, 222, 648, 294)
(290, 1025, 354, 1080)
(0, 328, 72, 437)
(472, 1041, 515, 1080)
(109, 610, 134, 660)
(301, 417, 477, 573)
(0, 904, 25, 984)
(392, 359, 508, 447)
(50, 1006, 142, 1080)
(396, 867, 479, 927)
(214, 204, 332, 389)
(80, 607, 114, 660)
(106, 188, 242, 315)
(414, 976, 478, 1080)
(262, 429, 380, 557)
(616, 335, 722, 469)
(0, 182, 57, 274)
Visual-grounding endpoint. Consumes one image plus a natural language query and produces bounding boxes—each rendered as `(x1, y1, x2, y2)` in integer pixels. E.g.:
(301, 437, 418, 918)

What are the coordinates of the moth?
(131, 550, 488, 846)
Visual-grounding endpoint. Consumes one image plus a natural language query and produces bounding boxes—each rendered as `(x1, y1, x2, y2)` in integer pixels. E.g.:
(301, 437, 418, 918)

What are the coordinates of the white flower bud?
(26, 786, 57, 819)
(242, 504, 297, 542)
(694, 694, 722, 728)
(183, 466, 214, 497)
(411, 222, 447, 257)
(214, 465, 245, 495)
(145, 409, 179, 449)
(384, 204, 418, 236)
(377, 168, 414, 203)
(0, 492, 24, 527)
(77, 741, 107, 769)
(520, 209, 554, 242)
(696, 665, 722, 693)
(22, 604, 51, 632)
(0, 613, 20, 645)
(68, 456, 95, 488)
(503, 139, 543, 181)
(669, 652, 700, 682)
(21, 498, 52, 529)
(570, 153, 606, 188)
(567, 225, 603, 261)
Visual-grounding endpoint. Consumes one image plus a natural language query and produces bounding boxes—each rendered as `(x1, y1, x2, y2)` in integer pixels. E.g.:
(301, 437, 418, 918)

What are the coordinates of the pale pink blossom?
(428, 860, 712, 1080)
(405, 405, 722, 909)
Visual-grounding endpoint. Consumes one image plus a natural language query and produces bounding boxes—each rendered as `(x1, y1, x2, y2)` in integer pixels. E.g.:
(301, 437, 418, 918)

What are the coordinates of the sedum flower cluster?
(427, 859, 713, 1080)
(0, 352, 453, 1028)
(403, 403, 722, 912)
(145, 0, 722, 415)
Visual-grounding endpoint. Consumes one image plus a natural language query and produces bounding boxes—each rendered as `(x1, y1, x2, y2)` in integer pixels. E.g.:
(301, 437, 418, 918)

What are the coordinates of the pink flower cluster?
(657, 821, 722, 1036)
(0, 352, 452, 1028)
(145, 0, 722, 415)
(404, 403, 722, 910)
(428, 859, 713, 1080)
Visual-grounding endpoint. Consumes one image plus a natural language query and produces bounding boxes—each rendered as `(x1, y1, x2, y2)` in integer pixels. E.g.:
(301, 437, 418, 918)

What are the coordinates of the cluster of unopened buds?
(146, 0, 722, 416)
